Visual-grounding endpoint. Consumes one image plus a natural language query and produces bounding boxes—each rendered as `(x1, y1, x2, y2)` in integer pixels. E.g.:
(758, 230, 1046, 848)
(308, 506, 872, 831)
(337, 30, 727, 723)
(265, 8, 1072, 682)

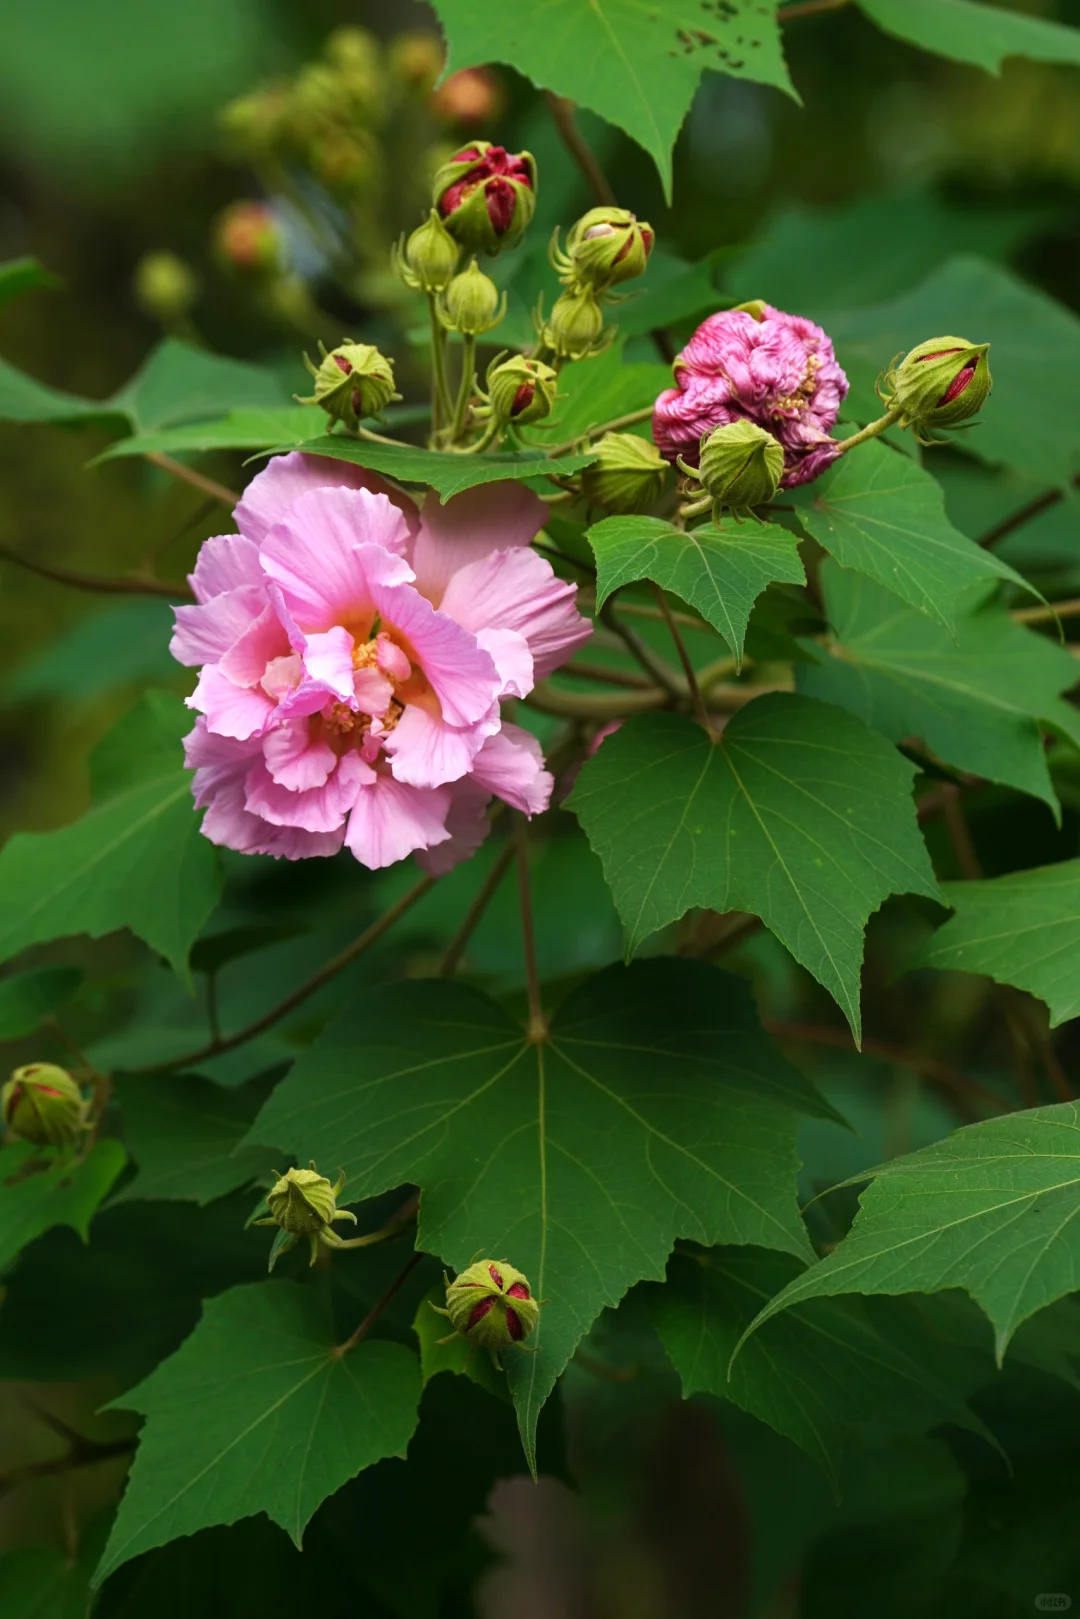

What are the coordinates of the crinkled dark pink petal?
(652, 303, 849, 489)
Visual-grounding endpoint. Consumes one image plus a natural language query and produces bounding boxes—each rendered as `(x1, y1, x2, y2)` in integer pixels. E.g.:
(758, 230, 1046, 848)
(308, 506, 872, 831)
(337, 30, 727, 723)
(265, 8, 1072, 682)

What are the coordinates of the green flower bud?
(388, 32, 445, 95)
(2, 1064, 89, 1149)
(392, 208, 461, 294)
(885, 336, 992, 438)
(440, 258, 506, 336)
(582, 432, 668, 514)
(558, 206, 654, 292)
(432, 1259, 540, 1360)
(484, 354, 559, 426)
(253, 1162, 358, 1271)
(133, 251, 199, 324)
(684, 420, 784, 515)
(540, 283, 607, 362)
(219, 87, 288, 155)
(434, 142, 536, 256)
(300, 341, 399, 429)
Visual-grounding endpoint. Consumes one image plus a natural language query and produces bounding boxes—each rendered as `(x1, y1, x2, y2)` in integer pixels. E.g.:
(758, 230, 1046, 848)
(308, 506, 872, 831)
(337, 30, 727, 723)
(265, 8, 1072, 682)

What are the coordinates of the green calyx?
(392, 208, 461, 294)
(299, 340, 399, 429)
(482, 353, 559, 426)
(884, 335, 992, 440)
(539, 283, 609, 362)
(254, 1162, 358, 1271)
(431, 1257, 541, 1361)
(554, 205, 654, 293)
(681, 420, 784, 517)
(439, 258, 506, 336)
(2, 1063, 90, 1150)
(582, 431, 668, 514)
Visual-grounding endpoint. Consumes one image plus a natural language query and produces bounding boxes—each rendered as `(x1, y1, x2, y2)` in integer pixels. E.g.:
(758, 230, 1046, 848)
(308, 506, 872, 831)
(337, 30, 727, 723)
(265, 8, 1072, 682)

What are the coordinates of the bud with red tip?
(434, 141, 536, 255)
(554, 205, 654, 293)
(483, 354, 559, 426)
(883, 336, 992, 440)
(299, 341, 399, 429)
(431, 1258, 540, 1360)
(2, 1063, 90, 1150)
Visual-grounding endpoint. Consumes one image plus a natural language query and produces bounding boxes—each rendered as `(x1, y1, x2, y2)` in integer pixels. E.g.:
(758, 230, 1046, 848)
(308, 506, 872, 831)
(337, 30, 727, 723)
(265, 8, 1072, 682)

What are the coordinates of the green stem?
(544, 404, 655, 459)
(449, 334, 476, 445)
(832, 406, 903, 456)
(651, 582, 711, 733)
(524, 681, 669, 720)
(427, 294, 452, 443)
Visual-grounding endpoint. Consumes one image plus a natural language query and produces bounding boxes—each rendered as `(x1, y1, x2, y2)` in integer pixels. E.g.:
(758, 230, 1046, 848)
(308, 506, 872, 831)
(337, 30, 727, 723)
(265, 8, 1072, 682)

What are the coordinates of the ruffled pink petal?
(170, 585, 268, 668)
(262, 720, 337, 792)
(300, 626, 359, 702)
(260, 488, 415, 631)
(189, 534, 264, 603)
(382, 702, 498, 790)
(470, 723, 553, 816)
(352, 666, 394, 715)
(475, 627, 534, 699)
(218, 604, 292, 688)
(376, 633, 411, 681)
(184, 720, 342, 858)
(439, 547, 591, 679)
(417, 780, 491, 876)
(409, 482, 547, 605)
(369, 579, 499, 728)
(244, 748, 373, 833)
(234, 451, 420, 549)
(344, 775, 453, 869)
(188, 665, 275, 741)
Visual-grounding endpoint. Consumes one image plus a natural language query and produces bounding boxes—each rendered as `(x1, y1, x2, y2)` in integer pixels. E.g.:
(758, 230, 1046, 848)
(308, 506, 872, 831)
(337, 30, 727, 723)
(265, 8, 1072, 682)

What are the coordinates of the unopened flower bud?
(559, 206, 654, 292)
(214, 201, 282, 276)
(434, 141, 536, 255)
(686, 420, 784, 515)
(2, 1064, 88, 1149)
(885, 336, 992, 437)
(540, 283, 607, 362)
(133, 251, 199, 324)
(430, 67, 505, 129)
(219, 88, 287, 154)
(393, 208, 461, 294)
(300, 341, 399, 429)
(253, 1162, 358, 1270)
(388, 32, 445, 94)
(582, 432, 668, 513)
(485, 354, 558, 426)
(440, 258, 506, 336)
(432, 1259, 540, 1359)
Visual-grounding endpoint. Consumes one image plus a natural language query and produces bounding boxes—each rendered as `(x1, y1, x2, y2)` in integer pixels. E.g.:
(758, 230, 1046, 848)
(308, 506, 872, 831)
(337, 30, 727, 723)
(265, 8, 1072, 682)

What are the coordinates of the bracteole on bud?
(253, 1162, 359, 1271)
(479, 353, 559, 427)
(439, 257, 506, 336)
(680, 419, 784, 520)
(2, 1063, 90, 1150)
(299, 340, 399, 430)
(582, 432, 669, 514)
(882, 335, 992, 441)
(538, 282, 609, 362)
(552, 205, 654, 293)
(433, 140, 536, 256)
(430, 1257, 540, 1364)
(392, 207, 461, 294)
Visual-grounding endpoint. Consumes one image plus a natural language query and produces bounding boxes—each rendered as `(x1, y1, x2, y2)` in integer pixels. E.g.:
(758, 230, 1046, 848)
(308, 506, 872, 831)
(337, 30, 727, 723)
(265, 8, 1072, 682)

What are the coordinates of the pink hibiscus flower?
(652, 303, 849, 489)
(171, 454, 591, 873)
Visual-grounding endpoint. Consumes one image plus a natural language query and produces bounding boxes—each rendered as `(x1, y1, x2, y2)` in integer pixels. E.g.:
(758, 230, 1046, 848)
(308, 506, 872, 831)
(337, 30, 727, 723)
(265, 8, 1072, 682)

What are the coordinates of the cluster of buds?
(433, 141, 536, 256)
(431, 1258, 540, 1365)
(254, 1163, 358, 1270)
(679, 420, 784, 522)
(475, 354, 560, 428)
(2, 1064, 91, 1151)
(582, 432, 669, 513)
(537, 205, 653, 365)
(881, 336, 992, 443)
(299, 340, 399, 431)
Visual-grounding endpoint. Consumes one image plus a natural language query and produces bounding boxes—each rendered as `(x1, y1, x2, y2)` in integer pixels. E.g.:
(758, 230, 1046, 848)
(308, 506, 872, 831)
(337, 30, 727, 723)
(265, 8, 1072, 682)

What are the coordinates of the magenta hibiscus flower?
(170, 454, 591, 873)
(652, 303, 849, 488)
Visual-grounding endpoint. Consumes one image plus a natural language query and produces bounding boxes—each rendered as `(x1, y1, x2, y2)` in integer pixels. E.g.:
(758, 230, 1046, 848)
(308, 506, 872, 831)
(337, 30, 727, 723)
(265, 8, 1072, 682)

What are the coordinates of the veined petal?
(439, 546, 591, 679)
(410, 481, 547, 604)
(260, 487, 415, 631)
(189, 533, 263, 603)
(235, 450, 420, 549)
(188, 665, 275, 741)
(345, 776, 453, 869)
(417, 780, 491, 876)
(382, 703, 497, 790)
(262, 720, 337, 792)
(370, 579, 499, 728)
(170, 584, 268, 668)
(470, 723, 552, 816)
(218, 604, 292, 688)
(245, 749, 373, 833)
(474, 627, 534, 699)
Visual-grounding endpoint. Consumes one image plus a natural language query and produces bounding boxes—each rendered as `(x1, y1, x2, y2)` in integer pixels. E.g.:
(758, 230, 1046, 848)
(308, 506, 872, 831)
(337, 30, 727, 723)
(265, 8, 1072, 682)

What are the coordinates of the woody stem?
(335, 1251, 426, 1356)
